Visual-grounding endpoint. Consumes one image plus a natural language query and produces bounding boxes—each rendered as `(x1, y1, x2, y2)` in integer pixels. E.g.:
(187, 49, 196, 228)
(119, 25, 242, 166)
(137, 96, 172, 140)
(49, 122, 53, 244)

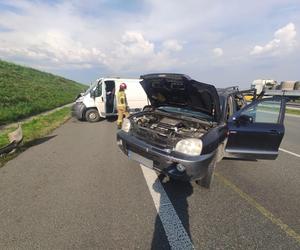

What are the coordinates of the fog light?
(121, 118, 131, 132)
(176, 163, 186, 172)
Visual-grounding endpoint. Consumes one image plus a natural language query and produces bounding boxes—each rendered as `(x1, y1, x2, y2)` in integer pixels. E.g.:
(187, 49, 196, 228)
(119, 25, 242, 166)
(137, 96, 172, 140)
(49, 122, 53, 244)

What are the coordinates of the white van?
(72, 77, 148, 122)
(251, 79, 278, 94)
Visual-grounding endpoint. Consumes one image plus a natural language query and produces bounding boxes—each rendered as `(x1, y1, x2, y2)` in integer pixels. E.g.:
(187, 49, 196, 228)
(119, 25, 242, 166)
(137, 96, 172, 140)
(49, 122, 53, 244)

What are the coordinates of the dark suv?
(117, 74, 286, 188)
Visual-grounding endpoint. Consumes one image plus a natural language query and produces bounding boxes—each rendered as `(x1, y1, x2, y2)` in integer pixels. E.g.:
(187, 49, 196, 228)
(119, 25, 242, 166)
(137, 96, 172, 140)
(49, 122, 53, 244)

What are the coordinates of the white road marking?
(140, 165, 194, 250)
(279, 148, 300, 158)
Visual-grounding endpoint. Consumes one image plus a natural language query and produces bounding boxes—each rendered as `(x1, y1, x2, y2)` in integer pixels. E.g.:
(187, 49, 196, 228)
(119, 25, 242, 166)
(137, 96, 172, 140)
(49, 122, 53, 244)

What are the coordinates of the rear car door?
(225, 97, 286, 160)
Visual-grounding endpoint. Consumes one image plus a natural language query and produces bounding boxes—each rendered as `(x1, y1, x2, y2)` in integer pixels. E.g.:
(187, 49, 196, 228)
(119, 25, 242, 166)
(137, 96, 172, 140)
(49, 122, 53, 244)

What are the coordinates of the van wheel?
(85, 109, 100, 122)
(196, 156, 217, 189)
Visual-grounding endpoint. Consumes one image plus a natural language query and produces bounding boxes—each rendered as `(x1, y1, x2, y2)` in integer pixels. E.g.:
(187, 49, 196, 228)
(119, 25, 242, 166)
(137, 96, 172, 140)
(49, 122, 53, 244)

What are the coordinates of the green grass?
(286, 108, 300, 116)
(0, 107, 70, 148)
(0, 107, 71, 166)
(0, 59, 86, 125)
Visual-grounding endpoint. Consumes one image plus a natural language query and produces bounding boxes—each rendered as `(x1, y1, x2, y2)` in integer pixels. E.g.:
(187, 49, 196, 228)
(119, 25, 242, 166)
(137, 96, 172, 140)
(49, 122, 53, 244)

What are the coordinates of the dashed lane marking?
(279, 148, 300, 158)
(215, 172, 300, 245)
(140, 165, 194, 250)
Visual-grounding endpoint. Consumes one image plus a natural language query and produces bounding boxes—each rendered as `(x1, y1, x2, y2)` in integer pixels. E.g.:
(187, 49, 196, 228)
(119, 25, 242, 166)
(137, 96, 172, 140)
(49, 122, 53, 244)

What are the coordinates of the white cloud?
(250, 23, 297, 56)
(212, 48, 223, 57)
(0, 1, 182, 72)
(107, 31, 181, 72)
(0, 0, 299, 85)
(119, 31, 155, 57)
(0, 30, 107, 68)
(162, 40, 182, 52)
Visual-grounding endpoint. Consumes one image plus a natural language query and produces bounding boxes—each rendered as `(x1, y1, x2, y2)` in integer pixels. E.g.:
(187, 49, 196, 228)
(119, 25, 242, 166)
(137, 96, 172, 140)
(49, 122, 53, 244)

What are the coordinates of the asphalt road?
(0, 116, 299, 249)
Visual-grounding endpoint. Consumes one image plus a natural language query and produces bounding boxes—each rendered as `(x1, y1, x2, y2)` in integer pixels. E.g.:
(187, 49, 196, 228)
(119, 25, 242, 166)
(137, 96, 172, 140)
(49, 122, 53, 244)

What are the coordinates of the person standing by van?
(117, 83, 129, 129)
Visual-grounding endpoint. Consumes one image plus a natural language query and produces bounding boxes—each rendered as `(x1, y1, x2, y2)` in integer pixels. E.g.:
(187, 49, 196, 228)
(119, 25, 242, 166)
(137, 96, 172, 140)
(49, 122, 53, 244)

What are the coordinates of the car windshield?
(157, 106, 213, 121)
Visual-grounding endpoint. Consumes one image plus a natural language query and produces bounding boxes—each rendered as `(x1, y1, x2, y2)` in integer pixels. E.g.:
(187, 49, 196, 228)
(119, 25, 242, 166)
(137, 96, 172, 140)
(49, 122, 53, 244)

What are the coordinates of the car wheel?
(85, 109, 100, 122)
(196, 156, 217, 189)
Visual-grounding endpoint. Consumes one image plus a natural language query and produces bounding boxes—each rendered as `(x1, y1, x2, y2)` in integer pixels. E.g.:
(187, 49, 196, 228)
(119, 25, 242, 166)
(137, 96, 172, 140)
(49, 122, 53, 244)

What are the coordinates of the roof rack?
(264, 90, 300, 97)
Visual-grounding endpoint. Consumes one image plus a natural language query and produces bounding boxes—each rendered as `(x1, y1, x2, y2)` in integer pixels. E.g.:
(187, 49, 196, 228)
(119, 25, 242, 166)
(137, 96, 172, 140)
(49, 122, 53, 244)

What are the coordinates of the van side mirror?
(90, 90, 96, 98)
(234, 114, 253, 124)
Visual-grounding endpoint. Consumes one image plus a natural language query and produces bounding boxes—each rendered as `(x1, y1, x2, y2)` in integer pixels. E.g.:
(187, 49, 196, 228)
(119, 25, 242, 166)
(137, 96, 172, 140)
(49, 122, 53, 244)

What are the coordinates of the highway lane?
(218, 115, 300, 233)
(0, 117, 299, 249)
(0, 119, 169, 249)
(281, 114, 300, 154)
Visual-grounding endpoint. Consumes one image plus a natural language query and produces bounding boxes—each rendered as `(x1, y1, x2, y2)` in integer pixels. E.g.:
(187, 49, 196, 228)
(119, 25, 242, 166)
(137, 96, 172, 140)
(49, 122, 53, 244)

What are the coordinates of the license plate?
(128, 151, 153, 169)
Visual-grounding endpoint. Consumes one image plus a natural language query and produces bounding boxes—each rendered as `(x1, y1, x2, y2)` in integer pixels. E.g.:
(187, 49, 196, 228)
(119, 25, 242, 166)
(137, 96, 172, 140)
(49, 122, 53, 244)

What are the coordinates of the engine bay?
(131, 112, 209, 147)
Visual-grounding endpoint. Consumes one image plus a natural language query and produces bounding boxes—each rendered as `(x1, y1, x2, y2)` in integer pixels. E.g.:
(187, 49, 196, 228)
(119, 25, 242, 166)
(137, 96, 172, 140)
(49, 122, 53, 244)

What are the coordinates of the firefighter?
(117, 83, 129, 129)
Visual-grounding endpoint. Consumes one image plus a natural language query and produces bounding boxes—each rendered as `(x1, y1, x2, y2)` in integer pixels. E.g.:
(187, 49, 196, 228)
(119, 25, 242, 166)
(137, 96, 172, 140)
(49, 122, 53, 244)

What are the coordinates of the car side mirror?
(234, 114, 253, 124)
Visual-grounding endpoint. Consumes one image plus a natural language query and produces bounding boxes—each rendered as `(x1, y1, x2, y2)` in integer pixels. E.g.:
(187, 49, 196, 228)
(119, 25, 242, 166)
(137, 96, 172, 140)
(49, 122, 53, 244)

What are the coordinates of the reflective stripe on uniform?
(117, 90, 127, 107)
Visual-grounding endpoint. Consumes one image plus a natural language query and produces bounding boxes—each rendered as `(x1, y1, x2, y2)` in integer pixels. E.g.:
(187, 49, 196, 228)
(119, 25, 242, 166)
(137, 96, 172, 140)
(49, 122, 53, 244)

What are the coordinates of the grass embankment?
(0, 107, 71, 167)
(0, 59, 86, 125)
(286, 109, 300, 116)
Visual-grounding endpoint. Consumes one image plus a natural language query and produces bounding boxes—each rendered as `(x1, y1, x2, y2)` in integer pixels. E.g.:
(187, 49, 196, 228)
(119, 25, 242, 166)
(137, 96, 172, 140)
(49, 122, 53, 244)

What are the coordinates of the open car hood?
(140, 74, 221, 122)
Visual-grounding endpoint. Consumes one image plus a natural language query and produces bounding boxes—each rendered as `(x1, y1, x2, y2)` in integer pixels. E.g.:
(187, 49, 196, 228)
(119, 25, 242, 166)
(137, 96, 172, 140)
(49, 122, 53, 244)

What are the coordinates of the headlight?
(175, 138, 203, 156)
(121, 118, 131, 132)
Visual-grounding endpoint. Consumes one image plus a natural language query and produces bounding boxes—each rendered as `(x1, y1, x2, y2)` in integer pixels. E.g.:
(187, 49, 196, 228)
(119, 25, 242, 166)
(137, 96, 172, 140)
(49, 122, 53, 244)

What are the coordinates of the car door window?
(239, 99, 282, 124)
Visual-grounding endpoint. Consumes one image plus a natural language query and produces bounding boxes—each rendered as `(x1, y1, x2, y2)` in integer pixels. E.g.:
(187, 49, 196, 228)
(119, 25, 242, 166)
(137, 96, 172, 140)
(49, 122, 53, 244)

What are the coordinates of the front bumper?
(71, 102, 86, 120)
(117, 131, 216, 181)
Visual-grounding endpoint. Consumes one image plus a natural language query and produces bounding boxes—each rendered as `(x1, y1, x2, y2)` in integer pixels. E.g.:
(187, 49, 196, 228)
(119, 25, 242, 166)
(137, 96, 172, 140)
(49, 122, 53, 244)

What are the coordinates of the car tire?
(196, 156, 217, 189)
(85, 109, 100, 122)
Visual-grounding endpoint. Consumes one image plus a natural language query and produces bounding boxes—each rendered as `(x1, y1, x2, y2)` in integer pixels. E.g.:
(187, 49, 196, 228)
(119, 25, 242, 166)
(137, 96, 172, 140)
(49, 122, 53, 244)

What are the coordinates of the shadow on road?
(223, 157, 257, 162)
(151, 174, 193, 249)
(106, 116, 118, 123)
(24, 135, 57, 148)
(0, 135, 57, 168)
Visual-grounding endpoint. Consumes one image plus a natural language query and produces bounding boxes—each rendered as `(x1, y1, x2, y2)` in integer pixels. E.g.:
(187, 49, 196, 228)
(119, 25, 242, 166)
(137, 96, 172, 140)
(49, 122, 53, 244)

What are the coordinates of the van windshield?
(84, 81, 99, 95)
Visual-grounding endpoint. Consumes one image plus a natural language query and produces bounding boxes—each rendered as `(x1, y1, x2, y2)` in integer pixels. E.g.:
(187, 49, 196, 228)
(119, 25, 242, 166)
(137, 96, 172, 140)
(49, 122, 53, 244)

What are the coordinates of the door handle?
(269, 129, 279, 135)
(101, 97, 104, 102)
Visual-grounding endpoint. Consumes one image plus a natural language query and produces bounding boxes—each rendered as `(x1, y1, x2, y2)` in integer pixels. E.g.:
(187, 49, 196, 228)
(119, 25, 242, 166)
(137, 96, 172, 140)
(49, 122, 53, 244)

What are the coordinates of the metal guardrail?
(264, 90, 300, 97)
(286, 102, 300, 107)
(263, 90, 300, 110)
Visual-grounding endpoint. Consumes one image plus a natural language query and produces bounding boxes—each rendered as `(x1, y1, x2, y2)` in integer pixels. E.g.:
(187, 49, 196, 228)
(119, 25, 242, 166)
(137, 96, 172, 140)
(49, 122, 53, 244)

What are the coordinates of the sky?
(0, 0, 299, 88)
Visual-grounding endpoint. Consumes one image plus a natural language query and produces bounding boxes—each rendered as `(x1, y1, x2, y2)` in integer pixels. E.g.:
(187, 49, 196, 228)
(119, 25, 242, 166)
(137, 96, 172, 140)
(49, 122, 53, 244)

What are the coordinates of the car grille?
(134, 128, 173, 149)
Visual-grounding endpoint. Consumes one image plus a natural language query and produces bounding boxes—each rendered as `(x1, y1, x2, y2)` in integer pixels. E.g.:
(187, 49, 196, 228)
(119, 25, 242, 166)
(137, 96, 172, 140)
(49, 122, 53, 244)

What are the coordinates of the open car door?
(225, 97, 286, 160)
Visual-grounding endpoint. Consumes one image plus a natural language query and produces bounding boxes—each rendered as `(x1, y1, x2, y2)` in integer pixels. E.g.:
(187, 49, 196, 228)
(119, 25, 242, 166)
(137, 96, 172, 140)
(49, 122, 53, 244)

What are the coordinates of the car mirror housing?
(234, 114, 253, 124)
